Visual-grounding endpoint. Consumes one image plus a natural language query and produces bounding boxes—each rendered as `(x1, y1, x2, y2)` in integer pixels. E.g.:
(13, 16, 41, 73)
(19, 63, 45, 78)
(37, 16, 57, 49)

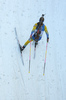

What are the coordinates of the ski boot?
(19, 44, 25, 53)
(35, 41, 38, 47)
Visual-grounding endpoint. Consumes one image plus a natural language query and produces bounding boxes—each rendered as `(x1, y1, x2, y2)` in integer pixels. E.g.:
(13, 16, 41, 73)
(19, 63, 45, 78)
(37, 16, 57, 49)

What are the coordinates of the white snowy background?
(0, 0, 66, 100)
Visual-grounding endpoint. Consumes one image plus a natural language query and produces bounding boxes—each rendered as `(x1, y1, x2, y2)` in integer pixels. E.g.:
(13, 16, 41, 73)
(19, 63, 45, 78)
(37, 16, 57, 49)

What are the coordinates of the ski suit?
(23, 23, 49, 48)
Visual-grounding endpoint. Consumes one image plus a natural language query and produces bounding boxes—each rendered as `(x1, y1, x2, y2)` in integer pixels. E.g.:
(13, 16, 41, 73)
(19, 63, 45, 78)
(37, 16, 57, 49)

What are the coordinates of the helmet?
(39, 17, 44, 22)
(39, 14, 45, 22)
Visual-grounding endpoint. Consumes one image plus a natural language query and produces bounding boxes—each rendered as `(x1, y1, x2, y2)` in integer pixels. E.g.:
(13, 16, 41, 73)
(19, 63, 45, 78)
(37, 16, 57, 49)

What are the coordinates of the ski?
(14, 27, 24, 65)
(29, 41, 31, 73)
(34, 47, 36, 59)
(43, 42, 48, 75)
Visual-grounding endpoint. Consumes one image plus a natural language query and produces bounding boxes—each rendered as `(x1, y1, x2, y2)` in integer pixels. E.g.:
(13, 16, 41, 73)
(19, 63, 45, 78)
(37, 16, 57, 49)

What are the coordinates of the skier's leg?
(24, 39, 33, 46)
(21, 38, 33, 51)
(35, 41, 38, 47)
(34, 37, 41, 47)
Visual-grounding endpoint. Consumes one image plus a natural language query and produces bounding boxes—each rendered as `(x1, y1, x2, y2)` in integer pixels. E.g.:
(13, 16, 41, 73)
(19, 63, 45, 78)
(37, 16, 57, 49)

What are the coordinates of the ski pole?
(29, 40, 31, 73)
(43, 42, 48, 75)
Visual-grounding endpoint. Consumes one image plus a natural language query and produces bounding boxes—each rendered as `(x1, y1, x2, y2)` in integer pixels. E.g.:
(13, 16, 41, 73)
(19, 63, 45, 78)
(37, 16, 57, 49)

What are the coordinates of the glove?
(47, 37, 49, 42)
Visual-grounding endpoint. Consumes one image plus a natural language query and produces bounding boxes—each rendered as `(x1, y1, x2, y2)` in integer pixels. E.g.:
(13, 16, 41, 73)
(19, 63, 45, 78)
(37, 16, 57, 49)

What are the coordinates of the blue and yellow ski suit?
(23, 23, 49, 48)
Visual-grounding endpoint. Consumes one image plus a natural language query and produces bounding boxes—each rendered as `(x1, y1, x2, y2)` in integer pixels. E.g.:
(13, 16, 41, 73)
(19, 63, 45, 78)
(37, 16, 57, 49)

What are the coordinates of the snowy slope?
(0, 0, 66, 100)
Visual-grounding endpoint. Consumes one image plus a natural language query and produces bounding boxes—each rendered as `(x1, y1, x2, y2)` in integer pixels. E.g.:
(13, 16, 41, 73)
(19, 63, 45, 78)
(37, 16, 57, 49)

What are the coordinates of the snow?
(0, 0, 66, 100)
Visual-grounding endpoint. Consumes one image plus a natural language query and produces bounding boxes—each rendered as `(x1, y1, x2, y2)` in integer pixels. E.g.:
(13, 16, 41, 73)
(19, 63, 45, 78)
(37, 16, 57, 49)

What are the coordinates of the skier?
(20, 14, 49, 52)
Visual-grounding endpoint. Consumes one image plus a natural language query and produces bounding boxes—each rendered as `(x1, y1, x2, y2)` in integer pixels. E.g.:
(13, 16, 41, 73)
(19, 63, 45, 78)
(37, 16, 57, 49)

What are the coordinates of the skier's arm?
(44, 25, 49, 42)
(30, 23, 37, 36)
